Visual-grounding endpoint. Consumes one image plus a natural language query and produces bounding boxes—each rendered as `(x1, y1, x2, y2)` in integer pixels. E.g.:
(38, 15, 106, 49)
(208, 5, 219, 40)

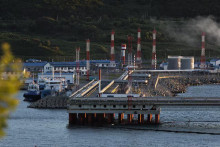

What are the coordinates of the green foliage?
(0, 43, 22, 137)
(0, 32, 64, 56)
(1, 0, 220, 59)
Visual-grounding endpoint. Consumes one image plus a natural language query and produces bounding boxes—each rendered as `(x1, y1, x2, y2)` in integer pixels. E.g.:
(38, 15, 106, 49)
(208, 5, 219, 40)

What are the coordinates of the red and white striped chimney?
(152, 29, 157, 69)
(136, 28, 141, 66)
(86, 39, 90, 80)
(200, 32, 206, 69)
(121, 44, 126, 66)
(76, 47, 80, 90)
(110, 30, 115, 62)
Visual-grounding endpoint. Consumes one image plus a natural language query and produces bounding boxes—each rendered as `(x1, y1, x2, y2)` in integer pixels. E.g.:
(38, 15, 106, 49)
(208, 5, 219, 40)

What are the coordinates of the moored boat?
(23, 82, 41, 101)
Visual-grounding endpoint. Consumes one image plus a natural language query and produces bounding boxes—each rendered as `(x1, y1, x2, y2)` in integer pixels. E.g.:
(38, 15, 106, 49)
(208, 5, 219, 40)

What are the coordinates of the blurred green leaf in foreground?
(0, 42, 22, 137)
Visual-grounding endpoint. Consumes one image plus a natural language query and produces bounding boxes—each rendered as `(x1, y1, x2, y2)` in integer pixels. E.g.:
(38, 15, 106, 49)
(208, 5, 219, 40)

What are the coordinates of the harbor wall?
(28, 74, 220, 109)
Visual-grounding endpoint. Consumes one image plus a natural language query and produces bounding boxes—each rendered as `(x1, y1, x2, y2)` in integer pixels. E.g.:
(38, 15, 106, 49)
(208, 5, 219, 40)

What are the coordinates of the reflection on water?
(0, 85, 220, 147)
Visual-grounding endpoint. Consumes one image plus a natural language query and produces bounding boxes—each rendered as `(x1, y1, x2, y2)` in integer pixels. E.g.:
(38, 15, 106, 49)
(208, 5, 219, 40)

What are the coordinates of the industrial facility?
(21, 27, 220, 126)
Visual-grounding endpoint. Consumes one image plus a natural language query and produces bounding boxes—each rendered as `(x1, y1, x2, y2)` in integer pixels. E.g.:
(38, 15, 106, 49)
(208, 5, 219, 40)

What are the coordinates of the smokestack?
(152, 28, 157, 69)
(200, 32, 206, 69)
(111, 30, 115, 62)
(136, 28, 141, 67)
(121, 44, 126, 66)
(76, 47, 80, 90)
(86, 39, 90, 81)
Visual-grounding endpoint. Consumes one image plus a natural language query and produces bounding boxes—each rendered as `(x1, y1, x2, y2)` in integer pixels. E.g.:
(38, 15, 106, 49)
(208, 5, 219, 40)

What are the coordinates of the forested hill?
(2, 0, 220, 19)
(1, 0, 220, 60)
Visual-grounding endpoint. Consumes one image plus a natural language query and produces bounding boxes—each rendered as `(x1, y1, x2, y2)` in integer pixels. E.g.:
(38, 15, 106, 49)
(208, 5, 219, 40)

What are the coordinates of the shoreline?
(27, 74, 220, 109)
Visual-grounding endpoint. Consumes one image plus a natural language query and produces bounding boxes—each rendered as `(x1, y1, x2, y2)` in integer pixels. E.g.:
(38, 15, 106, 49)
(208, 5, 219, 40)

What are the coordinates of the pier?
(67, 97, 220, 125)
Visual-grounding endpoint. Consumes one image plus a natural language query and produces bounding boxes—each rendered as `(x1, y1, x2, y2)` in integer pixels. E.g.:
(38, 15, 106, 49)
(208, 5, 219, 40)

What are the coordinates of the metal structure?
(200, 32, 206, 69)
(110, 30, 115, 63)
(167, 56, 181, 70)
(121, 44, 126, 67)
(133, 54, 136, 70)
(181, 57, 194, 70)
(167, 56, 194, 70)
(127, 70, 132, 94)
(76, 47, 80, 90)
(152, 29, 157, 69)
(127, 35, 133, 67)
(86, 39, 90, 80)
(136, 28, 142, 67)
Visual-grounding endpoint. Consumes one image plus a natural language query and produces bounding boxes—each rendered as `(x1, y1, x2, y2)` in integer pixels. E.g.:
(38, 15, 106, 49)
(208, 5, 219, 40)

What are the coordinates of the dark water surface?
(0, 85, 220, 147)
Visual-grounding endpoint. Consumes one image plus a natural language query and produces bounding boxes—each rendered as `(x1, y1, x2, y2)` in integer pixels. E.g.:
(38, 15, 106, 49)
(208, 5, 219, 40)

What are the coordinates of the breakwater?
(146, 74, 220, 97)
(28, 96, 68, 109)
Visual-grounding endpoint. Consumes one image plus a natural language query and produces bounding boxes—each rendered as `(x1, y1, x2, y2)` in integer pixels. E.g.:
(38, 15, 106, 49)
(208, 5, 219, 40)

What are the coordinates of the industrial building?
(210, 59, 220, 67)
(167, 56, 194, 70)
(90, 60, 117, 68)
(44, 62, 87, 75)
(23, 60, 117, 75)
(23, 62, 47, 72)
(38, 73, 75, 84)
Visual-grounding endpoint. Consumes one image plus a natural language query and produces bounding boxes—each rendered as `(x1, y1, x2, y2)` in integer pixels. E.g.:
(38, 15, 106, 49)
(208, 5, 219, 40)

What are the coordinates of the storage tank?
(167, 56, 181, 70)
(181, 57, 194, 70)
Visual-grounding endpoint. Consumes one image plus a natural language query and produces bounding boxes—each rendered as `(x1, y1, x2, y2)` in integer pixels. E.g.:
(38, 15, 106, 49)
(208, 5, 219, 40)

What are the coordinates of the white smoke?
(164, 16, 220, 46)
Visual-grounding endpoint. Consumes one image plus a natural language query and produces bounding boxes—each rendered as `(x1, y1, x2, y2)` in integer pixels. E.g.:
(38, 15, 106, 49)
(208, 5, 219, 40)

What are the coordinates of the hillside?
(1, 0, 220, 61)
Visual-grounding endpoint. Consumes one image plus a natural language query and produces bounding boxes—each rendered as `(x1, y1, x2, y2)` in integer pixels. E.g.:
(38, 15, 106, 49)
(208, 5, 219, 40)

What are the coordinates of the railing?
(100, 80, 114, 93)
(69, 97, 220, 106)
(80, 81, 99, 97)
(69, 80, 95, 98)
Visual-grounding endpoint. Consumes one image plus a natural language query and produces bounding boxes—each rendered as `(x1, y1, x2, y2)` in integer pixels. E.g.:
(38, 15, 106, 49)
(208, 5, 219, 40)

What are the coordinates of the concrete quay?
(68, 97, 161, 125)
(67, 97, 220, 125)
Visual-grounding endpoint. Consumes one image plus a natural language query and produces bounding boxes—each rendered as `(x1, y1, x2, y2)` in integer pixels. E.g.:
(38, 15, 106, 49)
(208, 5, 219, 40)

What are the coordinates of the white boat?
(38, 78, 46, 90)
(59, 78, 68, 90)
(23, 82, 41, 101)
(44, 79, 63, 92)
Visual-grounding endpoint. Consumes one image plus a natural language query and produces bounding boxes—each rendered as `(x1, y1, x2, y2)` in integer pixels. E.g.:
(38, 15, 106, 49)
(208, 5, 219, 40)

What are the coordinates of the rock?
(28, 96, 69, 109)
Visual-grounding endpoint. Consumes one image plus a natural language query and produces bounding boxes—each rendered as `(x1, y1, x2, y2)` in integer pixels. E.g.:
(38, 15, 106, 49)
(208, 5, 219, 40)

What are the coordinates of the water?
(0, 85, 220, 147)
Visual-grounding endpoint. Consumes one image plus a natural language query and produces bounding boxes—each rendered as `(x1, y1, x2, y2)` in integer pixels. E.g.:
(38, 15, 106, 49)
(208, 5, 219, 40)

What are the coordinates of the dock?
(67, 97, 220, 125)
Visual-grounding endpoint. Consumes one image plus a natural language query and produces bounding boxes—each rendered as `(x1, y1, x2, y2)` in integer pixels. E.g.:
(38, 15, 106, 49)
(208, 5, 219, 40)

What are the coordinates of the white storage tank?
(167, 56, 181, 70)
(181, 57, 194, 70)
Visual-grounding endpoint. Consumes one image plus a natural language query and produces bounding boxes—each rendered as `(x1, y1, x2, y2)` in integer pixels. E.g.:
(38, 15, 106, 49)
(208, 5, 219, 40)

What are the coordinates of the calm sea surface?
(0, 85, 220, 147)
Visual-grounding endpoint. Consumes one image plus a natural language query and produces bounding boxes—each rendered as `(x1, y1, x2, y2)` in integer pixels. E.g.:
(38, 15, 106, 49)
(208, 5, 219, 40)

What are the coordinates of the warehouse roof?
(23, 62, 47, 67)
(210, 59, 220, 62)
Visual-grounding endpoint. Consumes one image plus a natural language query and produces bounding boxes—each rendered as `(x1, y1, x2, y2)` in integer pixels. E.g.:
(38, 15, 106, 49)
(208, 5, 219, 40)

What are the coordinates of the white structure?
(159, 62, 168, 70)
(44, 79, 63, 92)
(200, 32, 206, 69)
(44, 62, 87, 75)
(90, 60, 117, 68)
(38, 73, 75, 84)
(210, 59, 220, 67)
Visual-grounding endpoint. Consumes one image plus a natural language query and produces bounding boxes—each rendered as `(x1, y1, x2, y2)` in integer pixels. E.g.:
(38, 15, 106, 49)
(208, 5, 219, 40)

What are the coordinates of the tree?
(0, 43, 22, 137)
